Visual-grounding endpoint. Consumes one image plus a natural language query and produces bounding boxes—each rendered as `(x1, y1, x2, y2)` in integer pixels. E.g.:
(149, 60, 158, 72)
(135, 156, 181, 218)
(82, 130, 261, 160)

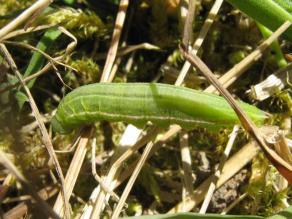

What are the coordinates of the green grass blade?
(24, 27, 61, 88)
(226, 0, 292, 41)
(256, 22, 288, 68)
(14, 27, 61, 109)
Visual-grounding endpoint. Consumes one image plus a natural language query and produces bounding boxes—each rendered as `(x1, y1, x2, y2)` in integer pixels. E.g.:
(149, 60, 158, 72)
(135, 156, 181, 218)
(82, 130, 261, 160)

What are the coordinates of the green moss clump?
(38, 8, 107, 39)
(68, 57, 100, 83)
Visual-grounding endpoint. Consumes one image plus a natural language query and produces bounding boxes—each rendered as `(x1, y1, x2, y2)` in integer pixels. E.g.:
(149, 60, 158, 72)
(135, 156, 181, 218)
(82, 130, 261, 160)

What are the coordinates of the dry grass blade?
(91, 138, 121, 203)
(53, 127, 92, 217)
(1, 24, 55, 40)
(0, 0, 53, 41)
(100, 0, 129, 82)
(180, 21, 292, 183)
(199, 125, 239, 214)
(221, 193, 247, 215)
(0, 151, 60, 219)
(182, 0, 196, 47)
(111, 140, 156, 219)
(204, 21, 292, 93)
(175, 0, 224, 85)
(0, 44, 70, 219)
(169, 141, 260, 213)
(95, 43, 160, 60)
(180, 131, 194, 207)
(89, 126, 160, 218)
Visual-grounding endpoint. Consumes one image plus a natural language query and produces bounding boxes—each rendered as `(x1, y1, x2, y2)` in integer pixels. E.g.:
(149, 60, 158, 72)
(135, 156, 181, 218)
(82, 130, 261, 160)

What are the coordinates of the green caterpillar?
(51, 83, 268, 134)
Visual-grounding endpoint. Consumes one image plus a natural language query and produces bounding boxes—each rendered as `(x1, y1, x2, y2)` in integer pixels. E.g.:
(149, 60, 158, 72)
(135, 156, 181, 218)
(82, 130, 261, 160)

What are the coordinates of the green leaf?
(15, 91, 28, 109)
(15, 27, 61, 109)
(24, 27, 61, 88)
(226, 0, 292, 41)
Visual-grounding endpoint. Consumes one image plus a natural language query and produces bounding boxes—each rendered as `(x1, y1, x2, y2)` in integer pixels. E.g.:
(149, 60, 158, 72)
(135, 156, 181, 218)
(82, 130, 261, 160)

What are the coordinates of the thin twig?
(91, 138, 122, 203)
(0, 0, 53, 41)
(1, 24, 55, 40)
(0, 44, 70, 219)
(95, 43, 160, 60)
(182, 0, 196, 47)
(199, 125, 239, 213)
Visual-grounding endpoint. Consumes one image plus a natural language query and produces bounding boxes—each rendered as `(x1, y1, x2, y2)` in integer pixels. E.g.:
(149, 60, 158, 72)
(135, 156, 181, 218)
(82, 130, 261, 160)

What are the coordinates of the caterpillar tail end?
(51, 116, 72, 134)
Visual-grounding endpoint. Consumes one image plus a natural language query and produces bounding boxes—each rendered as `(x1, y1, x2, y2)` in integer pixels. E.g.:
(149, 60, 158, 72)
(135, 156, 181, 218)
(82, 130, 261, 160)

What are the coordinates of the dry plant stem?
(182, 0, 196, 46)
(91, 138, 121, 203)
(0, 151, 60, 219)
(199, 125, 239, 214)
(1, 24, 55, 40)
(53, 127, 92, 217)
(89, 127, 160, 219)
(4, 41, 76, 72)
(221, 193, 247, 215)
(100, 0, 129, 82)
(175, 0, 224, 86)
(179, 0, 189, 29)
(0, 44, 70, 219)
(111, 140, 156, 219)
(205, 21, 292, 93)
(95, 43, 160, 60)
(3, 186, 58, 219)
(0, 0, 53, 40)
(168, 141, 260, 212)
(179, 131, 194, 206)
